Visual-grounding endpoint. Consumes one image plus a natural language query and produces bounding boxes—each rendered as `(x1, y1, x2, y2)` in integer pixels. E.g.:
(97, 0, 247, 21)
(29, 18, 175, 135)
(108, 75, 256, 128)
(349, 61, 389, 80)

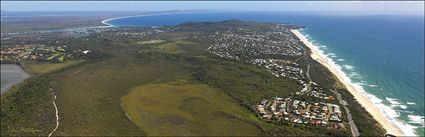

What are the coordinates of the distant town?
(186, 21, 351, 130)
(0, 43, 95, 63)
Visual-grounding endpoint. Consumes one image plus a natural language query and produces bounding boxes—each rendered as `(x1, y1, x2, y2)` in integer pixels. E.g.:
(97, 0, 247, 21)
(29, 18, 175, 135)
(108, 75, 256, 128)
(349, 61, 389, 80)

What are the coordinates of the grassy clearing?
(158, 43, 180, 53)
(47, 54, 60, 60)
(121, 80, 263, 136)
(23, 60, 84, 74)
(58, 55, 64, 62)
(49, 58, 189, 136)
(137, 40, 165, 45)
(141, 39, 204, 54)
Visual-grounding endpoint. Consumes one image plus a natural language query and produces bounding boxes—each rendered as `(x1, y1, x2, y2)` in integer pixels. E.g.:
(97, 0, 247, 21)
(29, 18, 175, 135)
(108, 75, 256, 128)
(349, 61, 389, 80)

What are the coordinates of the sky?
(1, 1, 424, 15)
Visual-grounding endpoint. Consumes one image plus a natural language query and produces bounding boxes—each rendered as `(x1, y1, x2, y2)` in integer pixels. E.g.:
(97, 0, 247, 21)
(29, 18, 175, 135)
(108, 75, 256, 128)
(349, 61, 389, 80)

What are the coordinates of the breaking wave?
(408, 115, 425, 127)
(299, 29, 419, 136)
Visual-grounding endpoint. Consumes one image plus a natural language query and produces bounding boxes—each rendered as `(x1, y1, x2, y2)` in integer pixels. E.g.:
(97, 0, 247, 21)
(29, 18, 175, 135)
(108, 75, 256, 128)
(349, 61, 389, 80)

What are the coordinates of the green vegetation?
(47, 54, 58, 60)
(1, 20, 385, 136)
(121, 80, 263, 136)
(48, 58, 185, 136)
(22, 60, 85, 74)
(1, 76, 55, 136)
(58, 55, 64, 62)
(139, 39, 202, 54)
(137, 40, 165, 45)
(0, 16, 106, 33)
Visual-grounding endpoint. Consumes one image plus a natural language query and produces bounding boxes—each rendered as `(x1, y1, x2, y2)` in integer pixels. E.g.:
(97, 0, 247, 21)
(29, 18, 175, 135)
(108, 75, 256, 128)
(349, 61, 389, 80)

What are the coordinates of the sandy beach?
(101, 11, 193, 26)
(290, 29, 405, 136)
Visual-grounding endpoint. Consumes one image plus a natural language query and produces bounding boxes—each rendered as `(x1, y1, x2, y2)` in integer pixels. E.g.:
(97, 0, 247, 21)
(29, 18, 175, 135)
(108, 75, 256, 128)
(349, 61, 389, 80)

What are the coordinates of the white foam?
(327, 53, 337, 58)
(369, 84, 378, 87)
(385, 98, 410, 110)
(372, 96, 417, 135)
(387, 97, 401, 105)
(296, 29, 419, 136)
(390, 104, 408, 109)
(399, 105, 408, 109)
(337, 58, 345, 61)
(348, 72, 360, 78)
(343, 64, 355, 70)
(317, 44, 327, 50)
(407, 102, 416, 105)
(408, 115, 425, 127)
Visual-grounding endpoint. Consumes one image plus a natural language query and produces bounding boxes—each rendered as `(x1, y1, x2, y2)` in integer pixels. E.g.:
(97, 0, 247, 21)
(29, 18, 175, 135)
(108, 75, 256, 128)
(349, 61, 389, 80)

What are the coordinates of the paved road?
(295, 50, 307, 62)
(304, 62, 359, 136)
(332, 89, 360, 137)
(305, 64, 312, 92)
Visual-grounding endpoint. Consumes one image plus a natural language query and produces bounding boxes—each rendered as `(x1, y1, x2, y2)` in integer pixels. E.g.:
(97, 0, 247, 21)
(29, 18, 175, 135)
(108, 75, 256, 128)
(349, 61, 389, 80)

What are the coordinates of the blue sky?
(1, 1, 424, 15)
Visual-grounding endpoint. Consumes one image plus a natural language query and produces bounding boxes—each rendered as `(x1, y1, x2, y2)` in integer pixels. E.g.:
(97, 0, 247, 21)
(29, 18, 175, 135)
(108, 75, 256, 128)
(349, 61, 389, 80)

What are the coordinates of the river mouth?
(1, 64, 30, 94)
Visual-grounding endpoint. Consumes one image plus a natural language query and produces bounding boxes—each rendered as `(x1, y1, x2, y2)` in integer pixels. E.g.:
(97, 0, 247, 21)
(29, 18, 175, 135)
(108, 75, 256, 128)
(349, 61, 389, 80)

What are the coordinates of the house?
(82, 50, 91, 54)
(329, 115, 341, 122)
(315, 115, 323, 120)
(274, 97, 283, 101)
(322, 106, 328, 111)
(294, 110, 301, 115)
(321, 121, 328, 126)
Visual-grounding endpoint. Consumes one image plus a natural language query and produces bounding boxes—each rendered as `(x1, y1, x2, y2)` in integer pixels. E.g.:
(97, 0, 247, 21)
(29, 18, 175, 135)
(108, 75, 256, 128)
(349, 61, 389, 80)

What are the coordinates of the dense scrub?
(1, 76, 55, 136)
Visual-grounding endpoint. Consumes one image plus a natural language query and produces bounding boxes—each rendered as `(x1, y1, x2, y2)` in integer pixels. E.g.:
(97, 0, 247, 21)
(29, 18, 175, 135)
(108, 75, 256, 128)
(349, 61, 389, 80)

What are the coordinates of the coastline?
(290, 29, 406, 136)
(101, 11, 195, 27)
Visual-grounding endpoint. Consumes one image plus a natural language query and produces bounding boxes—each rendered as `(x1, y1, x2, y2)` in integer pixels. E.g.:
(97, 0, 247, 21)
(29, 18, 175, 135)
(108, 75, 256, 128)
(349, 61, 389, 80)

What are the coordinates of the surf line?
(48, 88, 59, 137)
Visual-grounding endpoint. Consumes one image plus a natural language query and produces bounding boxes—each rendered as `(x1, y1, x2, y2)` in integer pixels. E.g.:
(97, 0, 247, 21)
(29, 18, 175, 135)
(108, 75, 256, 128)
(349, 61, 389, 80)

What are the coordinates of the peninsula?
(1, 20, 387, 136)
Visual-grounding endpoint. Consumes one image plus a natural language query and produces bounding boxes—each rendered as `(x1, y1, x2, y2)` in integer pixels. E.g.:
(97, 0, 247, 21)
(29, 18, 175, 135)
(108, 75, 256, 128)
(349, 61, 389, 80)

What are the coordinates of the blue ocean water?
(105, 11, 425, 135)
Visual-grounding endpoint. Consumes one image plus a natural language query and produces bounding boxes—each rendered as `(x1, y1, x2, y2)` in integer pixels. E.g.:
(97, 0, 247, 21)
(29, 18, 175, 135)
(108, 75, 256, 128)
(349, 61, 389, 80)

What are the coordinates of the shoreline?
(101, 11, 195, 27)
(290, 29, 407, 136)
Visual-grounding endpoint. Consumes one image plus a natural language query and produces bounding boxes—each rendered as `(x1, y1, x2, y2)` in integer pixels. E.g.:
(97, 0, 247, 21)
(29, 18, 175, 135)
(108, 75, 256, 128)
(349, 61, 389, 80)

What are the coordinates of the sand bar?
(290, 29, 405, 136)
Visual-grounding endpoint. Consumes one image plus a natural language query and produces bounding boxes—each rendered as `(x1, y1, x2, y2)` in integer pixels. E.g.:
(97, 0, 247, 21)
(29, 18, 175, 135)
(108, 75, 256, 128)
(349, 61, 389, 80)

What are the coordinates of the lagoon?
(1, 64, 30, 94)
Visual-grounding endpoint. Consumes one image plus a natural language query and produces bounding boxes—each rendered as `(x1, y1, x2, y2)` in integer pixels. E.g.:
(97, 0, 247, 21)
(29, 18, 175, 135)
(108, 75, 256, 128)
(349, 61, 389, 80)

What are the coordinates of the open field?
(48, 57, 190, 136)
(121, 80, 263, 136)
(138, 39, 205, 55)
(137, 40, 166, 45)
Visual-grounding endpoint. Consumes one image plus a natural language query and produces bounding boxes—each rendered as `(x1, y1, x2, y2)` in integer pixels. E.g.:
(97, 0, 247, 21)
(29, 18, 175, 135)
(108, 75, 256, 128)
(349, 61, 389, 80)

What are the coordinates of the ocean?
(104, 11, 425, 135)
